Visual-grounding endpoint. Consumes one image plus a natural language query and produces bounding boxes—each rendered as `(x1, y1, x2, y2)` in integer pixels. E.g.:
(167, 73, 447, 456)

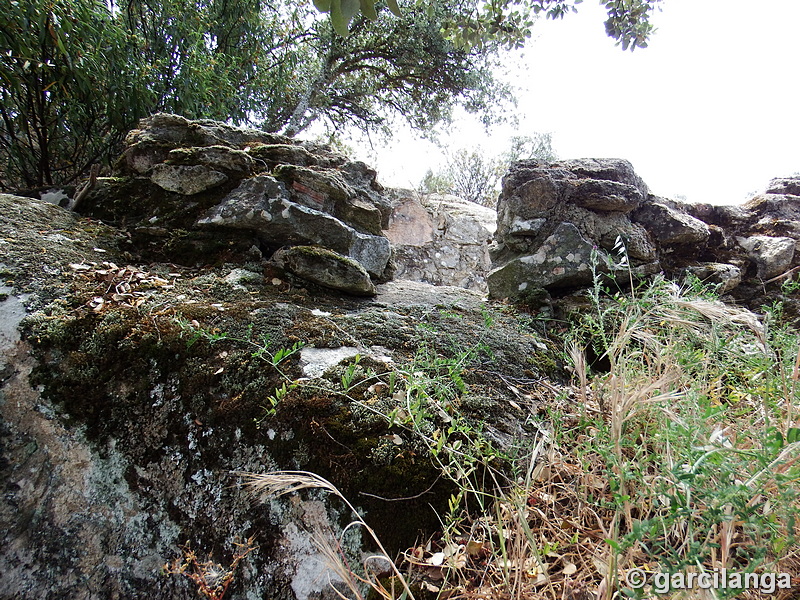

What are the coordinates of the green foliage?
(317, 0, 661, 51)
(1, 0, 659, 191)
(274, 2, 511, 137)
(0, 0, 151, 188)
(172, 317, 304, 417)
(421, 133, 557, 206)
(119, 0, 278, 123)
(422, 147, 502, 206)
(0, 0, 276, 189)
(564, 270, 800, 586)
(0, 0, 508, 189)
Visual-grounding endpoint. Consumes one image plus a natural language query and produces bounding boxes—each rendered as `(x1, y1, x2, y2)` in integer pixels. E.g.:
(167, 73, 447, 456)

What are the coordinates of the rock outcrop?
(80, 113, 394, 287)
(0, 192, 555, 600)
(489, 160, 800, 312)
(65, 114, 509, 295)
(489, 159, 659, 296)
(3, 112, 800, 600)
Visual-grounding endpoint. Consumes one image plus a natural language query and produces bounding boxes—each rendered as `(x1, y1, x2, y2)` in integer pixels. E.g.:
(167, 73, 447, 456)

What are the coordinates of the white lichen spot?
(190, 469, 212, 485)
(278, 199, 294, 220)
(518, 282, 528, 291)
(299, 346, 360, 378)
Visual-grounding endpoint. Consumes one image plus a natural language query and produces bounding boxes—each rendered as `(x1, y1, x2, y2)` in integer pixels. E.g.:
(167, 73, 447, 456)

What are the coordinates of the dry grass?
(232, 281, 800, 600)
(164, 536, 258, 600)
(397, 281, 800, 600)
(238, 470, 417, 600)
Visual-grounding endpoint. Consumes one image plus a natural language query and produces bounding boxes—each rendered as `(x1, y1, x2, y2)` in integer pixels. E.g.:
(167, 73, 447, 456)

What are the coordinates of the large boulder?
(490, 158, 657, 299)
(632, 200, 710, 246)
(196, 175, 391, 278)
(736, 234, 796, 279)
(271, 246, 377, 296)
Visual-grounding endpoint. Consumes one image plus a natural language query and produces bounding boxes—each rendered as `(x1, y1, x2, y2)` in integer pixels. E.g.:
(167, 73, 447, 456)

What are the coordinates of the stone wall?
(385, 191, 496, 291)
(70, 114, 500, 296)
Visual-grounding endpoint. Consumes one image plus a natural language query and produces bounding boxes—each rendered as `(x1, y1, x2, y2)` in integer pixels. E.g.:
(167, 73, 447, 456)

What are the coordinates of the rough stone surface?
(488, 222, 595, 297)
(736, 234, 796, 279)
(196, 175, 391, 278)
(491, 159, 656, 299)
(75, 114, 396, 281)
(299, 345, 391, 378)
(684, 262, 742, 293)
(0, 193, 559, 600)
(271, 246, 377, 296)
(632, 200, 711, 246)
(766, 176, 800, 196)
(386, 192, 496, 291)
(150, 163, 228, 195)
(384, 196, 436, 246)
(490, 158, 800, 301)
(567, 178, 645, 212)
(165, 145, 255, 176)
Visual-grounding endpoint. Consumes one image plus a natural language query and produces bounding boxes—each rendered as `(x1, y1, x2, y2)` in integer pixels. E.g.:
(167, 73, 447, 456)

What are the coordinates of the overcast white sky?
(357, 0, 800, 205)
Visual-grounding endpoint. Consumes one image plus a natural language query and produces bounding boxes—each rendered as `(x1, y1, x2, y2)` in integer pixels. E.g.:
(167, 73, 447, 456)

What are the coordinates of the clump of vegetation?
(250, 270, 800, 600)
(420, 133, 558, 207)
(164, 537, 258, 600)
(391, 274, 800, 600)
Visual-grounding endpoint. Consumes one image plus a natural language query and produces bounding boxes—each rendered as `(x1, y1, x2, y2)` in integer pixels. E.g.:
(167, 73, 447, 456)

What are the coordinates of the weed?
(164, 536, 257, 600)
(178, 269, 800, 600)
(172, 316, 304, 416)
(557, 273, 800, 598)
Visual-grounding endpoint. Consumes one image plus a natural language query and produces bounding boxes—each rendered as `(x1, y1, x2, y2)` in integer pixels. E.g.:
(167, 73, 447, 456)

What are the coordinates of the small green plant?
(265, 381, 297, 417)
(340, 355, 363, 390)
(172, 317, 304, 416)
(779, 271, 800, 295)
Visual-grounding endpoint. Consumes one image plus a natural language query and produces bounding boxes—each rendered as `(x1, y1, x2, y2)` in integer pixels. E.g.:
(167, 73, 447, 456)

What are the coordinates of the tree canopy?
(0, 0, 507, 189)
(316, 0, 662, 51)
(0, 0, 660, 190)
